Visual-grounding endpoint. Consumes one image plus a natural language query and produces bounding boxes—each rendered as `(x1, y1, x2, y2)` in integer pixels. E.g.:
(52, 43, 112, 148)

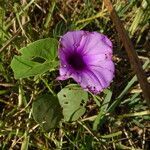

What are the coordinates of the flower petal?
(79, 32, 112, 55)
(57, 66, 71, 80)
(69, 69, 102, 93)
(71, 61, 114, 93)
(83, 52, 113, 66)
(56, 75, 69, 80)
(60, 30, 85, 52)
(89, 60, 115, 83)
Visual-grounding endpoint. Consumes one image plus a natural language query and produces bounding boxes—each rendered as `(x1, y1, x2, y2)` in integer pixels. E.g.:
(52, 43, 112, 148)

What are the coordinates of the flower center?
(67, 52, 86, 70)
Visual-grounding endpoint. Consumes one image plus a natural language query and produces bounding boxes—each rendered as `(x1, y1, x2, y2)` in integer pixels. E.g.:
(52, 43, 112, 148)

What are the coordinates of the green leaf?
(93, 89, 112, 130)
(10, 38, 58, 79)
(57, 84, 88, 121)
(32, 94, 63, 132)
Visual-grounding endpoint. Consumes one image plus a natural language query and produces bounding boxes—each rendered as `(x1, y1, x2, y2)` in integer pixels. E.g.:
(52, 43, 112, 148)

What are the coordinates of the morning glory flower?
(57, 30, 115, 94)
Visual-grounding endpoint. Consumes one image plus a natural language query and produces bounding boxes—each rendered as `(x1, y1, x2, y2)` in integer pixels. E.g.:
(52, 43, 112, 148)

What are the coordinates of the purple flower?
(57, 30, 115, 94)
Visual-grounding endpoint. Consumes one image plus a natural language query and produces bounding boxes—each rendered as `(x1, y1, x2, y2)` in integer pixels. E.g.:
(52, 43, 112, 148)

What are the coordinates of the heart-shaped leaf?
(32, 94, 63, 132)
(11, 38, 58, 79)
(57, 84, 88, 121)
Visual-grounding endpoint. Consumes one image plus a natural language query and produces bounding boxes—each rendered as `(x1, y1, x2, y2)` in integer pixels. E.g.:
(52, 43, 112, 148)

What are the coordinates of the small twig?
(75, 10, 107, 25)
(21, 0, 27, 26)
(77, 120, 99, 142)
(123, 128, 136, 150)
(0, 99, 14, 107)
(0, 28, 21, 53)
(5, 0, 35, 29)
(40, 76, 56, 96)
(0, 22, 28, 53)
(0, 83, 14, 87)
(108, 127, 116, 149)
(142, 128, 146, 149)
(13, 90, 34, 117)
(29, 124, 40, 133)
(118, 110, 150, 120)
(103, 0, 150, 106)
(10, 134, 24, 148)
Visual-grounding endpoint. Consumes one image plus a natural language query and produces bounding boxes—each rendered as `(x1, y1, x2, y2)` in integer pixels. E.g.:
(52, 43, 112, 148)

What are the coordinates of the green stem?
(40, 76, 56, 97)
